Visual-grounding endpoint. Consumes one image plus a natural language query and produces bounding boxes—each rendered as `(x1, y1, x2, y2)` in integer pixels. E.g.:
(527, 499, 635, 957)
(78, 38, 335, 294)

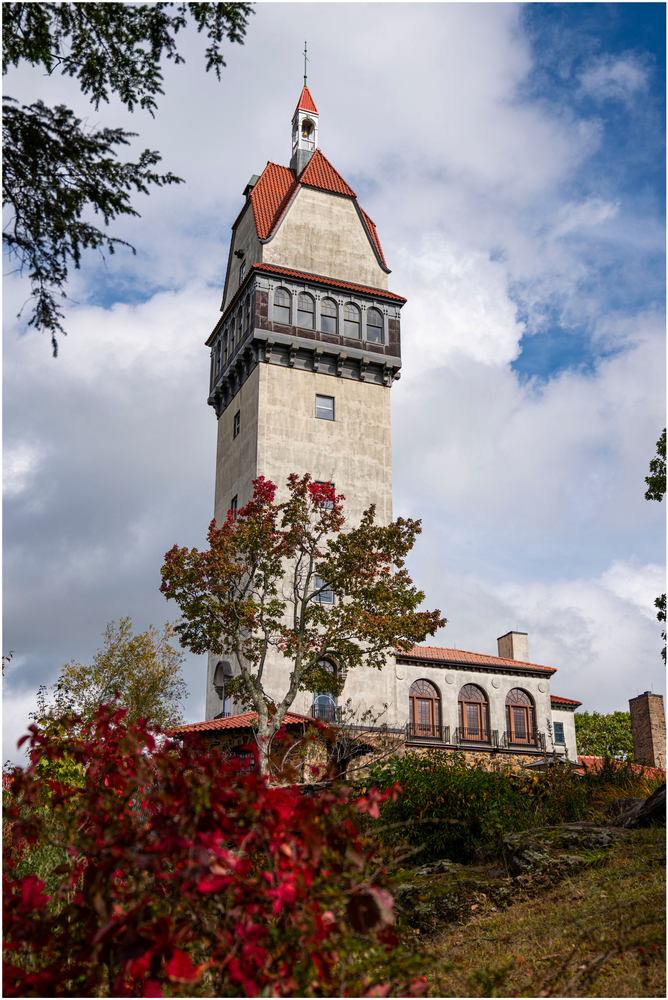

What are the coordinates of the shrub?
(366, 750, 663, 864)
(365, 751, 536, 862)
(3, 705, 429, 998)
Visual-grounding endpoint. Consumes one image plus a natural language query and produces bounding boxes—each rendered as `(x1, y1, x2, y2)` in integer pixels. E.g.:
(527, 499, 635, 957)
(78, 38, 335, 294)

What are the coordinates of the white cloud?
(579, 54, 650, 103)
(554, 198, 620, 237)
(3, 442, 45, 498)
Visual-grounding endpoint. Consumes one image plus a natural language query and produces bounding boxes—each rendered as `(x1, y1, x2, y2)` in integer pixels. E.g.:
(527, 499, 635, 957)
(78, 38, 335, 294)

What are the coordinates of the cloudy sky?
(4, 3, 665, 763)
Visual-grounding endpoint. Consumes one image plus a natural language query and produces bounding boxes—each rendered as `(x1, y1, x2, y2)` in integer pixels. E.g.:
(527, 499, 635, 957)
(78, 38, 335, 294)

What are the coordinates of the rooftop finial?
(303, 40, 308, 87)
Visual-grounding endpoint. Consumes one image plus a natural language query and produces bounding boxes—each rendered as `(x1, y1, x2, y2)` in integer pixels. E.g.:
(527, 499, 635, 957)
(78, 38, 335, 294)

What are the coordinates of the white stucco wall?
(263, 186, 388, 290)
(550, 708, 578, 760)
(222, 203, 263, 312)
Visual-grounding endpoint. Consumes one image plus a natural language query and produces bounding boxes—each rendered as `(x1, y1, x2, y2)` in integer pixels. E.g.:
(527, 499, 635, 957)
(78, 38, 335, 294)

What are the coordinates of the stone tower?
(204, 87, 405, 721)
(629, 691, 666, 769)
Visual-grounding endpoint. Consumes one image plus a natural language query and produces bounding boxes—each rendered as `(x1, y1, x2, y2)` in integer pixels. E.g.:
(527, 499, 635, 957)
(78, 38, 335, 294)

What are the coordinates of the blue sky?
(3, 3, 665, 762)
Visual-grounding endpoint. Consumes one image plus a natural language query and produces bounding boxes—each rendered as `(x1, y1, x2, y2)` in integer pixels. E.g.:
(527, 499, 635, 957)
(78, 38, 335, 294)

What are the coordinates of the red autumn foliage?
(3, 704, 428, 997)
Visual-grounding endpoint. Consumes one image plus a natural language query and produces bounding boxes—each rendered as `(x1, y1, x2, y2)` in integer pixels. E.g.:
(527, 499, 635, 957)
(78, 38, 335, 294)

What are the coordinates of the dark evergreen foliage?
(2, 2, 253, 355)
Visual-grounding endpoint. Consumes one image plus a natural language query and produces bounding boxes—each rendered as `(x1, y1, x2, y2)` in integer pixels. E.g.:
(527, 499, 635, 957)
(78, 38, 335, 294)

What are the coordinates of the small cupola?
(291, 85, 319, 177)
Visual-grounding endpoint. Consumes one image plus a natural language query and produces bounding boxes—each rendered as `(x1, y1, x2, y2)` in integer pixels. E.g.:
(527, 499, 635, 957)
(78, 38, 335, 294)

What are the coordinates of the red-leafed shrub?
(3, 704, 429, 998)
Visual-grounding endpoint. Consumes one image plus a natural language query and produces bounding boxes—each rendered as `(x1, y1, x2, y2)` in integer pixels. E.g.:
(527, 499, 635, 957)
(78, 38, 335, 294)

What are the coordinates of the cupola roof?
(294, 85, 318, 117)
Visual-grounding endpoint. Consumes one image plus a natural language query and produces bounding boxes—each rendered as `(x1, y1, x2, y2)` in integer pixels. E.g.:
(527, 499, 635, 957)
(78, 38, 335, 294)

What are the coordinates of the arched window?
(344, 303, 361, 339)
(458, 684, 490, 742)
(321, 297, 338, 335)
(505, 689, 536, 744)
(312, 659, 339, 722)
(223, 327, 229, 363)
(297, 292, 315, 330)
(366, 308, 383, 343)
(301, 117, 315, 149)
(409, 679, 441, 737)
(274, 288, 291, 325)
(244, 295, 251, 334)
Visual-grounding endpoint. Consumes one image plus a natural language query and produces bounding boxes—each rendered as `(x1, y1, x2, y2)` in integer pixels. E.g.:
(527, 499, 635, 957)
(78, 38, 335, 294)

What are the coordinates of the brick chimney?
(629, 692, 666, 769)
(497, 631, 529, 662)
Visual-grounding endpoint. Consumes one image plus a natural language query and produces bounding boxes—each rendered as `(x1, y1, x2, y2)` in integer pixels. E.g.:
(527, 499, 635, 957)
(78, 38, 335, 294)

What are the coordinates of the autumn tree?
(32, 617, 188, 739)
(644, 428, 666, 662)
(3, 2, 252, 355)
(160, 475, 446, 774)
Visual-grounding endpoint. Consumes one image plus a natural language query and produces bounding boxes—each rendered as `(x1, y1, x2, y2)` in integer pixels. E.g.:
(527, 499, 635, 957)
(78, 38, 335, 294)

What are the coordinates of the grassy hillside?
(423, 826, 665, 998)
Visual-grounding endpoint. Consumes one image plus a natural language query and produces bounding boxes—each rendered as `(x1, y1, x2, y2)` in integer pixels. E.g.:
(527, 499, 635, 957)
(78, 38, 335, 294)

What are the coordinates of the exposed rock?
(604, 796, 644, 819)
(391, 823, 626, 936)
(609, 782, 666, 829)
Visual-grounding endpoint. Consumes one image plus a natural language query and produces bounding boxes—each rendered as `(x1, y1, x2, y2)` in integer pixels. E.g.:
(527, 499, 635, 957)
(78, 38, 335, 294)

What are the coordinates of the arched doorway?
(505, 688, 536, 744)
(458, 684, 490, 742)
(409, 679, 441, 738)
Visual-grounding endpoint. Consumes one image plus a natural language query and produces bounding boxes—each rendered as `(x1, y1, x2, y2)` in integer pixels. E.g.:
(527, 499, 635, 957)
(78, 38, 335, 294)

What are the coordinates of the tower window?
(274, 288, 291, 325)
(315, 395, 334, 420)
(230, 495, 238, 520)
(239, 260, 246, 284)
(344, 303, 361, 339)
(553, 721, 565, 745)
(297, 293, 315, 330)
(366, 308, 383, 343)
(313, 573, 334, 604)
(233, 410, 240, 438)
(245, 295, 251, 334)
(321, 298, 338, 335)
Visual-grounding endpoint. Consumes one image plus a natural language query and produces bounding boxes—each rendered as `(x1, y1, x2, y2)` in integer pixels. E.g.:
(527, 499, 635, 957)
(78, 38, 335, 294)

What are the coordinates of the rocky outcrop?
(609, 782, 666, 829)
(391, 824, 625, 936)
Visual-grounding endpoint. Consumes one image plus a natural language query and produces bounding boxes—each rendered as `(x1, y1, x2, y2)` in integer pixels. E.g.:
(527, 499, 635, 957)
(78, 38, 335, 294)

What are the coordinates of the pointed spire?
(294, 86, 318, 118)
(291, 82, 319, 177)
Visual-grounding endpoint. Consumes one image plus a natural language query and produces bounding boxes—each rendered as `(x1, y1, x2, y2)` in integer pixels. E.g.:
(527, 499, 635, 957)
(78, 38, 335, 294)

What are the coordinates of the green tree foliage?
(2, 2, 252, 355)
(574, 710, 635, 761)
(644, 428, 666, 502)
(31, 617, 188, 737)
(161, 475, 446, 773)
(644, 428, 666, 661)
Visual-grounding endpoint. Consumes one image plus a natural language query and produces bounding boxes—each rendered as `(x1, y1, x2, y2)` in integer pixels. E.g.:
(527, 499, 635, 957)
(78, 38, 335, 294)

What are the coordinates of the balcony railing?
(501, 730, 546, 750)
(454, 727, 498, 747)
(310, 702, 342, 724)
(405, 723, 450, 743)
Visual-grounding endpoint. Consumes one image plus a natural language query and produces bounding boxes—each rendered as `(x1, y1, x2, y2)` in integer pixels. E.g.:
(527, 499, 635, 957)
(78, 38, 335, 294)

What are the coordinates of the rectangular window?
(315, 395, 334, 420)
(230, 495, 238, 520)
(239, 260, 246, 284)
(233, 410, 240, 438)
(313, 573, 334, 604)
(553, 721, 565, 744)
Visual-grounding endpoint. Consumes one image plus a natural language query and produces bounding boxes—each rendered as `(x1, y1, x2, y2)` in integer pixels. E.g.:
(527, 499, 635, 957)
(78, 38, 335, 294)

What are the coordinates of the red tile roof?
(238, 153, 387, 267)
(359, 207, 387, 267)
(175, 711, 314, 734)
(399, 645, 558, 675)
(577, 755, 666, 779)
(249, 162, 298, 240)
(248, 263, 406, 302)
(299, 149, 356, 197)
(550, 694, 582, 707)
(294, 86, 318, 117)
